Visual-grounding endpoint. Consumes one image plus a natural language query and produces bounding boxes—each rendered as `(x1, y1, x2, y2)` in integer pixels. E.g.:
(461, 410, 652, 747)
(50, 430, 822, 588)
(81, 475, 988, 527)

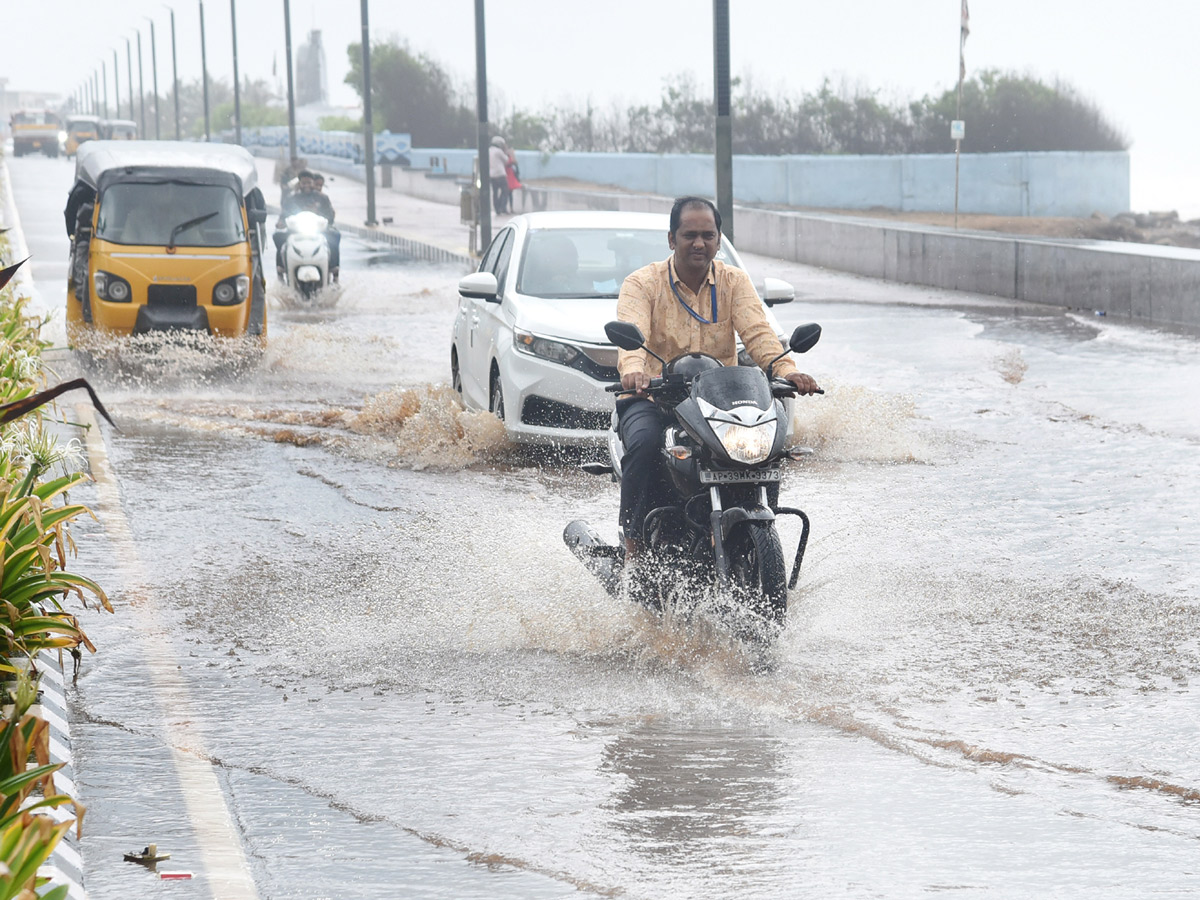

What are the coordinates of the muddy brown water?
(9, 155, 1200, 899)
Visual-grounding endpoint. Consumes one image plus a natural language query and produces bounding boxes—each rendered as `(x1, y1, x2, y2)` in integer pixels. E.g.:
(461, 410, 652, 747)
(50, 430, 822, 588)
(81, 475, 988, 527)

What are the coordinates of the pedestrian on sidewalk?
(504, 146, 523, 214)
(489, 136, 510, 215)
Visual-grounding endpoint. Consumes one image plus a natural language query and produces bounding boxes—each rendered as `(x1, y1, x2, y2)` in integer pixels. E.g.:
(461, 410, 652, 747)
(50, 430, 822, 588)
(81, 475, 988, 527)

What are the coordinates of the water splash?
(789, 379, 927, 463)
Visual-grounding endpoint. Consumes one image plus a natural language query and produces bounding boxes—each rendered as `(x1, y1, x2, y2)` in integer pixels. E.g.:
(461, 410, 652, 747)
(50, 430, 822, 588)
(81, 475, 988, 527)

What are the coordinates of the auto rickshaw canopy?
(74, 140, 259, 197)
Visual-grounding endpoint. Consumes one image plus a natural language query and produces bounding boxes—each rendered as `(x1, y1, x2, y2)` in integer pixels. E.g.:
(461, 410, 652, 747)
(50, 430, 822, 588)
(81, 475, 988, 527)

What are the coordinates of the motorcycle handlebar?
(771, 377, 824, 397)
(606, 377, 665, 395)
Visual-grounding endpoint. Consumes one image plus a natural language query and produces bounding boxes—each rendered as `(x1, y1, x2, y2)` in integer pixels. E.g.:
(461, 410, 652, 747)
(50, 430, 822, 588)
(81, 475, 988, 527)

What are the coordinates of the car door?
(459, 229, 510, 408)
(467, 227, 515, 407)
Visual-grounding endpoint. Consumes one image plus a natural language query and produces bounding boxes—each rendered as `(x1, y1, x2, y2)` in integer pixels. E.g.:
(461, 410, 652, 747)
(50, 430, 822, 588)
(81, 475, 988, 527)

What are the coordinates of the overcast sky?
(5, 0, 1198, 215)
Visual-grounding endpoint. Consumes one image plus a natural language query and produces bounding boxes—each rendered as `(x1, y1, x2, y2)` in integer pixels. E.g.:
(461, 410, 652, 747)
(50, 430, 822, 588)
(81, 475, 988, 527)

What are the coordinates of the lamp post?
(126, 37, 134, 128)
(713, 0, 733, 242)
(113, 49, 120, 118)
(231, 0, 242, 145)
(136, 30, 146, 138)
(166, 7, 180, 139)
(474, 0, 491, 249)
(283, 0, 297, 163)
(361, 0, 376, 226)
(101, 62, 108, 117)
(199, 0, 210, 141)
(147, 17, 161, 139)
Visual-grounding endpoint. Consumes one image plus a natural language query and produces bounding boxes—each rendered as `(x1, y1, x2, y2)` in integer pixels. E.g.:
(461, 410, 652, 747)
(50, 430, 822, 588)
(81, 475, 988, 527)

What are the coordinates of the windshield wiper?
(167, 211, 219, 251)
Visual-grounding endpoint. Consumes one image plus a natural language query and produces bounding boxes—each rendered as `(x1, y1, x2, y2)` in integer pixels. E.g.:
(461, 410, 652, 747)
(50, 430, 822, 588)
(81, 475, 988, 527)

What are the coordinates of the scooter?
(564, 321, 823, 637)
(278, 211, 332, 300)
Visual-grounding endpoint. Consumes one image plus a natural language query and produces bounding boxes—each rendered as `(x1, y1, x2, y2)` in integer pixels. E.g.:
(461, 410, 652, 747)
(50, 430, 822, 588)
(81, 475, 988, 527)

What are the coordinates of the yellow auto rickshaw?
(64, 115, 101, 156)
(65, 141, 268, 342)
(99, 118, 138, 140)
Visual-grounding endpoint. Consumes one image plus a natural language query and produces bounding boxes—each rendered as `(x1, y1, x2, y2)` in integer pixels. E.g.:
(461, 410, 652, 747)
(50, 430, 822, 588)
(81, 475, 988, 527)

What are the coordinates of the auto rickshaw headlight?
(212, 275, 250, 305)
(93, 270, 132, 302)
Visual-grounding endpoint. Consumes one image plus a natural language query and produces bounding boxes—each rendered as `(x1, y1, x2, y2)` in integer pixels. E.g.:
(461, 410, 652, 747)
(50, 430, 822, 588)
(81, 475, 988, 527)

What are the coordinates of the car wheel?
(451, 349, 462, 395)
(490, 374, 504, 421)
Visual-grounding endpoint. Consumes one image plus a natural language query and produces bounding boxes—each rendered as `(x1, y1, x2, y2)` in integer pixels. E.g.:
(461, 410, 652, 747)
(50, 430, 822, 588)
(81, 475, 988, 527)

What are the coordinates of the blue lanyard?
(668, 261, 718, 324)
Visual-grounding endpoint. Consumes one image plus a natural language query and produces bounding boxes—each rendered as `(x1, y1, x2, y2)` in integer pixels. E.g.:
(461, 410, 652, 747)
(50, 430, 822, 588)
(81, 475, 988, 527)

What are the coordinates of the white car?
(450, 210, 796, 444)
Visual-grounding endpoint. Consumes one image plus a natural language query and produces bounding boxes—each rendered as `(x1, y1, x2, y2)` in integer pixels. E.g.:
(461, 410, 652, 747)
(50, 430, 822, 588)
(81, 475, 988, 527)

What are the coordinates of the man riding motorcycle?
(273, 169, 340, 283)
(616, 196, 820, 560)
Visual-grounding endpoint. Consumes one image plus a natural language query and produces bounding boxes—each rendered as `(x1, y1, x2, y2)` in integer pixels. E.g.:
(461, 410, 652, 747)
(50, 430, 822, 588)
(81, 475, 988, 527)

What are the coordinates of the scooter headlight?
(715, 421, 776, 465)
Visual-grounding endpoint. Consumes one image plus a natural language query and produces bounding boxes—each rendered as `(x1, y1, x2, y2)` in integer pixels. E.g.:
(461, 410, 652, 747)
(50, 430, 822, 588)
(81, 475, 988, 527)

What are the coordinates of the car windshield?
(516, 228, 738, 298)
(96, 182, 245, 247)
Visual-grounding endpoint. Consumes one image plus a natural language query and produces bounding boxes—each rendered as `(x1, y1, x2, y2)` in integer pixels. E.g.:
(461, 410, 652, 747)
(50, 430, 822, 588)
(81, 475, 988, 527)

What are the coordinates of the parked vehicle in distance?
(100, 119, 137, 140)
(64, 115, 102, 156)
(65, 141, 269, 344)
(10, 108, 62, 157)
(450, 210, 796, 445)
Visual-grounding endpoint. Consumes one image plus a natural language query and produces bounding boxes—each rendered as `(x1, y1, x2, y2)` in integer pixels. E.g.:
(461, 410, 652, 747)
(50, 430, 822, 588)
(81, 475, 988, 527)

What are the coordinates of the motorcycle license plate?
(699, 468, 783, 485)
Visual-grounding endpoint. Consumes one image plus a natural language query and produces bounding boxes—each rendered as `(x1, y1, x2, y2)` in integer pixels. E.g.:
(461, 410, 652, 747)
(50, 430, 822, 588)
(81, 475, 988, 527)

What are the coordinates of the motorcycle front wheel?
(726, 523, 788, 626)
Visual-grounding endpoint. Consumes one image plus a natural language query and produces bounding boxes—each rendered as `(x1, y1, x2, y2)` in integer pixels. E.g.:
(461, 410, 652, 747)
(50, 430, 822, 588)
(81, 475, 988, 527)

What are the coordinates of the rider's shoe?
(331, 267, 340, 284)
(276, 266, 284, 280)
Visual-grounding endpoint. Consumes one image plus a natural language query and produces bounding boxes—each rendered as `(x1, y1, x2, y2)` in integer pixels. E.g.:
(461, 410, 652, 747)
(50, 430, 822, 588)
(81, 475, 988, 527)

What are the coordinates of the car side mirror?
(459, 271, 499, 302)
(761, 277, 795, 306)
(247, 208, 268, 226)
(604, 321, 646, 351)
(788, 323, 822, 354)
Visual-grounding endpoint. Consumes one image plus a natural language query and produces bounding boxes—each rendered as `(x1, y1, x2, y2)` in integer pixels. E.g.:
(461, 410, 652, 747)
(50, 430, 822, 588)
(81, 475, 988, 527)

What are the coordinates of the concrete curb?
(2, 157, 88, 900)
(33, 649, 88, 900)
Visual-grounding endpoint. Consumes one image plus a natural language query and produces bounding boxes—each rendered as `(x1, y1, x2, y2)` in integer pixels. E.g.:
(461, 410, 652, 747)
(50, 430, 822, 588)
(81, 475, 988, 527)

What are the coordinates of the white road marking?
(77, 404, 261, 900)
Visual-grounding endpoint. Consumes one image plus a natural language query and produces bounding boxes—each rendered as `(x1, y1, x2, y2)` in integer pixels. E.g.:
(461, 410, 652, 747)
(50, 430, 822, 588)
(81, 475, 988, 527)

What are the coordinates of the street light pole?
(101, 62, 108, 117)
(167, 8, 181, 139)
(283, 0, 297, 163)
(713, 0, 733, 242)
(136, 31, 146, 138)
(125, 37, 134, 128)
(474, 0, 491, 250)
(199, 0, 211, 141)
(361, 0, 376, 226)
(113, 49, 120, 118)
(231, 0, 242, 145)
(147, 18, 160, 139)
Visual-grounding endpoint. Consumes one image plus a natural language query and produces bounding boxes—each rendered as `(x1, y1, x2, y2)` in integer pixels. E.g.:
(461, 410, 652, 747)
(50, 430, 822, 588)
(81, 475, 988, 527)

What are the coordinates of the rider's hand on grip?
(621, 370, 652, 398)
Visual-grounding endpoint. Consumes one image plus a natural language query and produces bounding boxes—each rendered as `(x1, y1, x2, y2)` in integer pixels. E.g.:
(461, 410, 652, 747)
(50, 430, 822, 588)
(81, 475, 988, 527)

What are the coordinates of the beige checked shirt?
(616, 258, 798, 378)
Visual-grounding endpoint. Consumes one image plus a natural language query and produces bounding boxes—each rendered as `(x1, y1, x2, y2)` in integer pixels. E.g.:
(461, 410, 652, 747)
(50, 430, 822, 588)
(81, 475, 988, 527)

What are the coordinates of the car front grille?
(147, 284, 197, 307)
(520, 396, 610, 431)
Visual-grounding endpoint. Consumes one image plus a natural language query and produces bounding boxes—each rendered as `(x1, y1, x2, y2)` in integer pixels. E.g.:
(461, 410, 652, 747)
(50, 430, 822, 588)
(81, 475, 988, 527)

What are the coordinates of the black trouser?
(617, 398, 670, 544)
(273, 226, 341, 272)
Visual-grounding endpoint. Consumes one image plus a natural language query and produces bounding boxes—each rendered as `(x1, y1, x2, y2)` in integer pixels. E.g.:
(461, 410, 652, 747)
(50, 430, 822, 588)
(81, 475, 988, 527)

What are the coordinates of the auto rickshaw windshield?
(96, 182, 246, 247)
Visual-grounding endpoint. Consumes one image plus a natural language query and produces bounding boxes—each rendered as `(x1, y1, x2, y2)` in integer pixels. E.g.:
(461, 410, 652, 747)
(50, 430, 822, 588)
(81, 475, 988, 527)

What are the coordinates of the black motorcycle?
(565, 320, 822, 635)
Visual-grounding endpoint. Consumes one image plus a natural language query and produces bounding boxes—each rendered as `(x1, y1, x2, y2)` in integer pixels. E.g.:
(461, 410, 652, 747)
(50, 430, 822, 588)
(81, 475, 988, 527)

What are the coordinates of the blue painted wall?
(410, 148, 1130, 217)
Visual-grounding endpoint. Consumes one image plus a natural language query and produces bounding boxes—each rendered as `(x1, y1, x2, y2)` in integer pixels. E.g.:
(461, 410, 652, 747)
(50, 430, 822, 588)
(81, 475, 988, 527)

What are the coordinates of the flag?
(961, 0, 970, 38)
(272, 53, 277, 77)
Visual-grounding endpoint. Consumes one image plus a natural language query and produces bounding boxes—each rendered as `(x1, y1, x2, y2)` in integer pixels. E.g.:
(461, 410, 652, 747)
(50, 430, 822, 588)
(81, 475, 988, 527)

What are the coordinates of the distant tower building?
(296, 30, 327, 106)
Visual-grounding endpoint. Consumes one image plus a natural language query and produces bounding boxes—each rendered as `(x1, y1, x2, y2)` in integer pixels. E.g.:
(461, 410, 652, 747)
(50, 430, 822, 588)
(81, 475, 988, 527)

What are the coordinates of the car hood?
(511, 295, 617, 344)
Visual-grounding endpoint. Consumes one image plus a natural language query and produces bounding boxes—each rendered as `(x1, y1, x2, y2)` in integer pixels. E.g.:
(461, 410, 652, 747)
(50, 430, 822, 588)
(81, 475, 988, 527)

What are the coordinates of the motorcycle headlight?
(715, 421, 776, 465)
(513, 329, 579, 366)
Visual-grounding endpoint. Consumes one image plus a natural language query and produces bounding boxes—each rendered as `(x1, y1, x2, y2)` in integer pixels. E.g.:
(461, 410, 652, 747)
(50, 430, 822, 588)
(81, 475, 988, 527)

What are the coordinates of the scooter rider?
(616, 196, 820, 559)
(273, 169, 341, 283)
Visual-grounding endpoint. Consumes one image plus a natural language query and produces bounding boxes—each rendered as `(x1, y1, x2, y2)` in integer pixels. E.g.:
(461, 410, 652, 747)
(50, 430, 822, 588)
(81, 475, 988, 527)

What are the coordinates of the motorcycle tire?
(726, 523, 788, 626)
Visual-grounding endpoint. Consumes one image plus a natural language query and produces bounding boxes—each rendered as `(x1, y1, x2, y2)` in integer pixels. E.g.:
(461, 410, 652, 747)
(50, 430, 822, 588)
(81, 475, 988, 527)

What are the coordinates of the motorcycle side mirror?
(765, 323, 822, 377)
(247, 208, 268, 226)
(789, 323, 822, 354)
(604, 321, 646, 351)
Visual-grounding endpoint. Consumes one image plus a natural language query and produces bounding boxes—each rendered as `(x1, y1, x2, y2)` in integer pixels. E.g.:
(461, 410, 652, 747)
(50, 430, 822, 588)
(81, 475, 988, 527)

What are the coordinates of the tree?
(344, 38, 474, 147)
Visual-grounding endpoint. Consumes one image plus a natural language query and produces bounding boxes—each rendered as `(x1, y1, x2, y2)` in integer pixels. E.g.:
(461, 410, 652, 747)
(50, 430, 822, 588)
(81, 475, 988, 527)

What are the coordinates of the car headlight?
(93, 270, 132, 302)
(513, 329, 579, 366)
(715, 421, 776, 464)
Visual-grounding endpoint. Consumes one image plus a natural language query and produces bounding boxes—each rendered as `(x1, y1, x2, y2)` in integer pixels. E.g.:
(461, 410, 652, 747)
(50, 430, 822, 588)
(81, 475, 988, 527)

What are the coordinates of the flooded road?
(8, 154, 1200, 898)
